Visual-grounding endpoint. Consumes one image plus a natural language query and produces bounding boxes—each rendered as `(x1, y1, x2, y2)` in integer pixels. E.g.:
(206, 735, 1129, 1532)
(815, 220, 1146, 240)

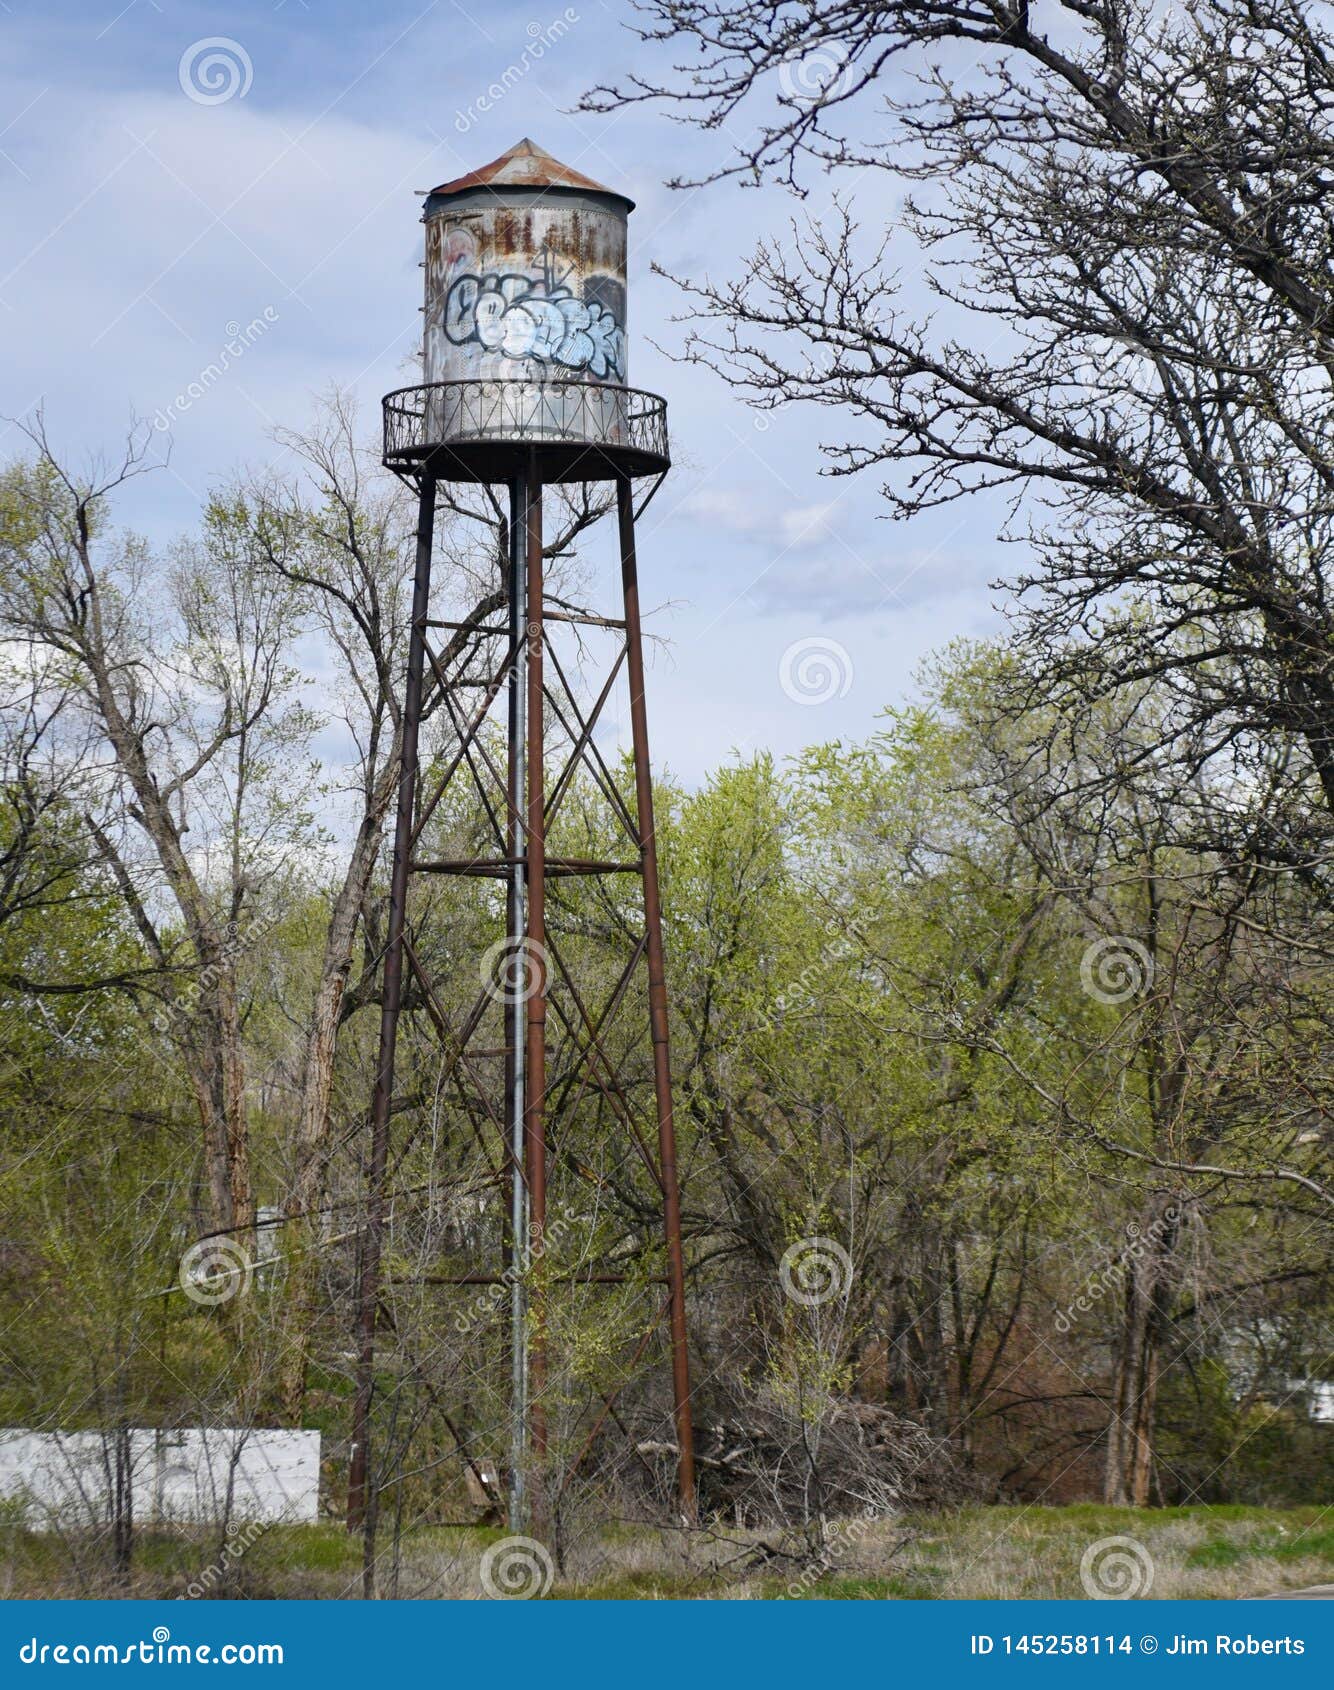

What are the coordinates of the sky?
(0, 0, 1009, 788)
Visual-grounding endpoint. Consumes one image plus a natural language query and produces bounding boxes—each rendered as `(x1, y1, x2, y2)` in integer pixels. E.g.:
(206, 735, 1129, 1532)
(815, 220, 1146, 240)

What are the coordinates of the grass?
(1, 1505, 1331, 1599)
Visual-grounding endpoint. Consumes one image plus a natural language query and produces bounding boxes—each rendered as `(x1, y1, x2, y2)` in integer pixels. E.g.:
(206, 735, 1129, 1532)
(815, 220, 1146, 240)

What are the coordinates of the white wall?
(0, 1429, 320, 1525)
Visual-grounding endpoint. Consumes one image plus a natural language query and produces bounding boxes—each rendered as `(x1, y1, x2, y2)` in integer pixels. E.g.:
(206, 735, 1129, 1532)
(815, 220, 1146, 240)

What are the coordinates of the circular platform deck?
(382, 379, 670, 483)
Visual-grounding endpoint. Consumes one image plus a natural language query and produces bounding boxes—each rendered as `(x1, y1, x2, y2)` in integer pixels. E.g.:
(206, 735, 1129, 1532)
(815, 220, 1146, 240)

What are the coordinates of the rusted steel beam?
(423, 644, 510, 850)
(383, 966, 503, 1185)
(542, 630, 641, 841)
(365, 433, 694, 1540)
(523, 460, 549, 1512)
(541, 637, 637, 838)
(543, 929, 667, 1196)
(403, 1272, 669, 1286)
(617, 474, 697, 1522)
(410, 640, 517, 849)
(544, 934, 647, 1133)
(506, 472, 530, 1532)
(409, 856, 641, 877)
(400, 934, 508, 1183)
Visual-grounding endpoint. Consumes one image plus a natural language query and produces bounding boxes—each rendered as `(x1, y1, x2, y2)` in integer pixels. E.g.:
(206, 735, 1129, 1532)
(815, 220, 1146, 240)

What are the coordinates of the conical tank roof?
(427, 138, 634, 211)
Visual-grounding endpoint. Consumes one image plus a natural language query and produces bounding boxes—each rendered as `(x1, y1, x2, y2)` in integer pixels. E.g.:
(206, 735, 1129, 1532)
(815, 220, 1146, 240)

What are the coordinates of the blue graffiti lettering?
(444, 270, 625, 381)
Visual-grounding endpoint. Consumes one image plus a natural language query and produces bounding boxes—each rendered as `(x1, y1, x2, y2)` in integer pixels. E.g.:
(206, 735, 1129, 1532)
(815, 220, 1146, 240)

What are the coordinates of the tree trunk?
(82, 618, 254, 1239)
(178, 961, 252, 1237)
(276, 793, 394, 1422)
(1104, 1200, 1178, 1505)
(274, 964, 349, 1422)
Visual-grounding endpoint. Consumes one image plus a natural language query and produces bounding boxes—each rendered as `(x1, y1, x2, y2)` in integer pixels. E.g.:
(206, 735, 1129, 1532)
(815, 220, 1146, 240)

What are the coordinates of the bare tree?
(0, 653, 113, 965)
(0, 416, 311, 1237)
(934, 686, 1334, 1501)
(586, 0, 1334, 829)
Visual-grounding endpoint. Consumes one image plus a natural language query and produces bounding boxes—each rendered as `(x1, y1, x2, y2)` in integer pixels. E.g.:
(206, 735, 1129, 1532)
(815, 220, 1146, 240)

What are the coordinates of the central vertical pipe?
(506, 474, 529, 1531)
(523, 454, 549, 1516)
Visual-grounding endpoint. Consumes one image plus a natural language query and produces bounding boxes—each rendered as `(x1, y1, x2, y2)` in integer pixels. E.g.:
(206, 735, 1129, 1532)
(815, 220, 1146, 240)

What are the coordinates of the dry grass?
(2, 1504, 1331, 1599)
(554, 1505, 1334, 1600)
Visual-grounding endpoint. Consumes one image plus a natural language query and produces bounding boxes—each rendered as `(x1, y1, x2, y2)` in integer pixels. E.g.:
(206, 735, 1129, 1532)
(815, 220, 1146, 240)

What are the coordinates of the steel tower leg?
(349, 455, 695, 1549)
(523, 464, 549, 1522)
(615, 475, 697, 1521)
(506, 473, 530, 1530)
(347, 473, 437, 1577)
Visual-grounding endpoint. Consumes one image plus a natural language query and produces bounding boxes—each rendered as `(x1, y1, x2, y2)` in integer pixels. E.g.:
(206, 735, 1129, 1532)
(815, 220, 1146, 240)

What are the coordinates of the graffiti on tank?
(443, 245, 626, 380)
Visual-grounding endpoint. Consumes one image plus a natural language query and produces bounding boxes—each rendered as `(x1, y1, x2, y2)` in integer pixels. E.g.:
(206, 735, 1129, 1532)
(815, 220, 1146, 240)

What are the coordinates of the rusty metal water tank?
(383, 140, 668, 481)
(424, 138, 631, 387)
(417, 139, 632, 466)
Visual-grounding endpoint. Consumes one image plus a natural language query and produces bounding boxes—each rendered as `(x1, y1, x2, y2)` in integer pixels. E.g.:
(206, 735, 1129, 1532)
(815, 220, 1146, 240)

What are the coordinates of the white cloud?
(678, 488, 839, 553)
(0, 6, 1009, 787)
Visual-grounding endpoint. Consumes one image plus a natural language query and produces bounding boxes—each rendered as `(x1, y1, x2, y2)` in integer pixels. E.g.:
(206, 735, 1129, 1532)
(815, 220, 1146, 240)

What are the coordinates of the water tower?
(348, 140, 695, 1538)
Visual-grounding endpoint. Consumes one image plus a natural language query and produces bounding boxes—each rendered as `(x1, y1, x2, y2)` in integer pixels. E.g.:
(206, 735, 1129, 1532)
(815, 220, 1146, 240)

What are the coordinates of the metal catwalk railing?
(382, 379, 670, 473)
